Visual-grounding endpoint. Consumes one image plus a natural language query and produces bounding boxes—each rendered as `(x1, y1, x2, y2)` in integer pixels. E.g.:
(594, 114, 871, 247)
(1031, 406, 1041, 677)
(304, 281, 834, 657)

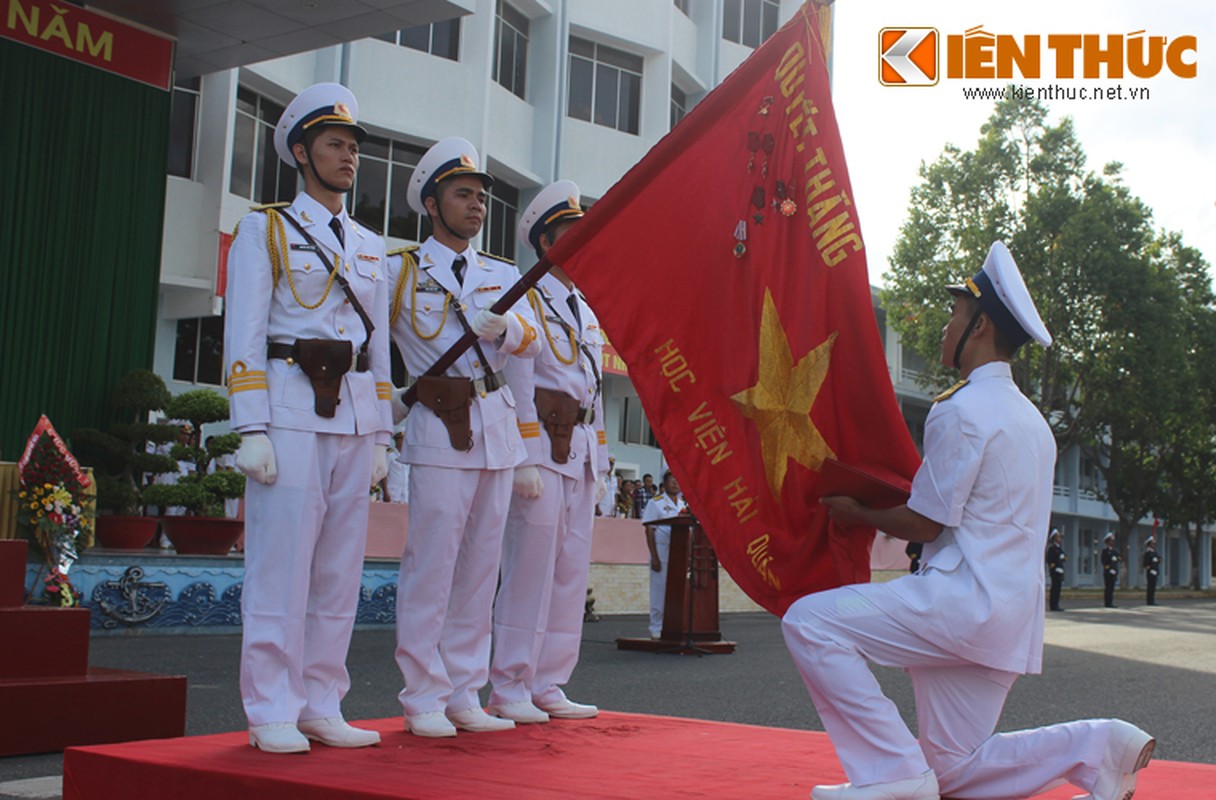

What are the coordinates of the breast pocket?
(350, 253, 384, 306)
(284, 256, 332, 297)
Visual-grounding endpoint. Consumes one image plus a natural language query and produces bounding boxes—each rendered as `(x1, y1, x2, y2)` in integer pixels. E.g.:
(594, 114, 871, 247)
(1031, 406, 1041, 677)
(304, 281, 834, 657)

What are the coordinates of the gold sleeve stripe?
(228, 380, 268, 395)
(597, 431, 607, 445)
(377, 385, 393, 400)
(228, 371, 267, 385)
(512, 313, 537, 355)
(518, 422, 541, 439)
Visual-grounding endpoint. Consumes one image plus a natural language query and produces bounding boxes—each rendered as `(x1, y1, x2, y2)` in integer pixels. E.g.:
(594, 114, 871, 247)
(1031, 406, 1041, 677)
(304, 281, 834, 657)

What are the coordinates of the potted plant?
(141, 389, 245, 556)
(73, 370, 181, 549)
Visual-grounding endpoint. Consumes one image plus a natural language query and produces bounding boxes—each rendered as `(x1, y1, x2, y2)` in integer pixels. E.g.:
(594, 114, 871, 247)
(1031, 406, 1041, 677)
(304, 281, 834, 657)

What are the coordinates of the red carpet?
(62, 711, 1212, 799)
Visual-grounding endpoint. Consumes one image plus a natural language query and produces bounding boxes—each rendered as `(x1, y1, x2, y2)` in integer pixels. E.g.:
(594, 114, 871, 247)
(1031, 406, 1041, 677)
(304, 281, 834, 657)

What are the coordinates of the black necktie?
(329, 216, 345, 249)
(566, 293, 582, 329)
(452, 256, 466, 286)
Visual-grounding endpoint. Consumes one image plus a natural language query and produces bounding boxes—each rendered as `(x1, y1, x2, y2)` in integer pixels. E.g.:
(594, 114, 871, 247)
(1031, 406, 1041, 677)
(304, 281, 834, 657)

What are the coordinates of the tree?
(1151, 237, 1216, 588)
(882, 92, 1212, 575)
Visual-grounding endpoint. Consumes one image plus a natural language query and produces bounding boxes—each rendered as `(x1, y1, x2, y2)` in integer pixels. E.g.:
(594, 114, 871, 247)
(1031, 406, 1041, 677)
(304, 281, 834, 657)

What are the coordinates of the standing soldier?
(641, 472, 687, 640)
(1046, 528, 1065, 611)
(488, 181, 608, 724)
(1101, 532, 1120, 608)
(1142, 538, 1161, 606)
(386, 137, 540, 738)
(226, 83, 392, 753)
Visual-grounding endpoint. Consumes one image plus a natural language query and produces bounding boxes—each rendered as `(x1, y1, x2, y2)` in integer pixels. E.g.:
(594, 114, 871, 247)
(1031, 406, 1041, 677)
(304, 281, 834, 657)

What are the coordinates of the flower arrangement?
(15, 416, 94, 607)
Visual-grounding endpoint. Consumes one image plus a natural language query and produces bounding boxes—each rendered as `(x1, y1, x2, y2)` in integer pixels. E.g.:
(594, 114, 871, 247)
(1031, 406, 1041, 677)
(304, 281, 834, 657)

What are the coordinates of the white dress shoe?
(489, 701, 551, 724)
(535, 697, 599, 719)
(1072, 720, 1155, 800)
(447, 707, 516, 732)
(812, 769, 939, 800)
(248, 722, 310, 754)
(404, 711, 458, 738)
(297, 717, 381, 748)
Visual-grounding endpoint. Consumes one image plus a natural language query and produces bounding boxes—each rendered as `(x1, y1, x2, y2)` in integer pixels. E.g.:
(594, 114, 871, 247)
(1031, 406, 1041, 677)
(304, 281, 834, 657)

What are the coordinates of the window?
(485, 179, 520, 260)
(351, 136, 429, 241)
(900, 343, 927, 385)
(378, 18, 461, 60)
(173, 315, 225, 386)
(723, 0, 780, 48)
(670, 83, 688, 130)
(674, 0, 691, 16)
(168, 76, 200, 179)
(230, 87, 296, 203)
(568, 36, 643, 135)
(620, 397, 657, 447)
(1079, 528, 1096, 577)
(1080, 455, 1100, 500)
(493, 0, 529, 99)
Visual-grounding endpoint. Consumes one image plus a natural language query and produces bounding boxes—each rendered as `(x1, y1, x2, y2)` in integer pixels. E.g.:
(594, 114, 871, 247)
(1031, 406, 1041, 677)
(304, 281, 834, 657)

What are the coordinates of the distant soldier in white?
(225, 83, 392, 753)
(598, 456, 618, 517)
(487, 181, 609, 724)
(386, 137, 540, 738)
(641, 472, 687, 640)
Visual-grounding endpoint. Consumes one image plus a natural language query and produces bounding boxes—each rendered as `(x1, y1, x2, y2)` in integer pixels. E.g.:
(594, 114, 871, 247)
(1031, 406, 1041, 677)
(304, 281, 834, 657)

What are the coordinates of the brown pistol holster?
(535, 387, 583, 463)
(293, 339, 352, 418)
(414, 375, 474, 451)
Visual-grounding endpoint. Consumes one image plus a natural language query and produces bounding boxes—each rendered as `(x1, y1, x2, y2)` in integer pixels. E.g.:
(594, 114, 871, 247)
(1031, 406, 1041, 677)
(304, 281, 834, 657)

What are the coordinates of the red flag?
(548, 3, 920, 615)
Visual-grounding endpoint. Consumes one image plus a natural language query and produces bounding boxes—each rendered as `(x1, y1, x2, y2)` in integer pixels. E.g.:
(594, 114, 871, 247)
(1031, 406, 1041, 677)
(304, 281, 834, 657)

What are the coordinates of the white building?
(156, 0, 799, 485)
(151, 0, 1211, 590)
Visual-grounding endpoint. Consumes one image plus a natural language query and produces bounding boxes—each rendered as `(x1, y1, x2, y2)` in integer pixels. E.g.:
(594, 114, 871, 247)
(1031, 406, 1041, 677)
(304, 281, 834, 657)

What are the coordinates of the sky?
(825, 0, 1216, 287)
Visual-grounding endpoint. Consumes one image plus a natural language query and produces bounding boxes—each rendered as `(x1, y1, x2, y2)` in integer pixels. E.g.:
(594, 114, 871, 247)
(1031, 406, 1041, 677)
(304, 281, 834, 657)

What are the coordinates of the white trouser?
(648, 529, 671, 637)
(782, 585, 1127, 799)
(490, 465, 596, 707)
(240, 428, 374, 727)
(396, 464, 512, 716)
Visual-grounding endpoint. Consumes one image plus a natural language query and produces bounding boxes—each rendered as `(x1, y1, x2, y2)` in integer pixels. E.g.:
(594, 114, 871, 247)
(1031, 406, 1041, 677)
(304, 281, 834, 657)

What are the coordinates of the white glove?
(595, 474, 608, 504)
(391, 385, 410, 424)
(371, 445, 390, 486)
(236, 433, 277, 485)
(471, 308, 509, 340)
(512, 465, 544, 499)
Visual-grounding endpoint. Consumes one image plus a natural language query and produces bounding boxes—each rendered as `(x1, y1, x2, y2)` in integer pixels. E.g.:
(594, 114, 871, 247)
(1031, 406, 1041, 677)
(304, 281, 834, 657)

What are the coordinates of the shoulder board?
(933, 379, 969, 403)
(387, 245, 420, 261)
(477, 249, 515, 266)
(249, 201, 290, 213)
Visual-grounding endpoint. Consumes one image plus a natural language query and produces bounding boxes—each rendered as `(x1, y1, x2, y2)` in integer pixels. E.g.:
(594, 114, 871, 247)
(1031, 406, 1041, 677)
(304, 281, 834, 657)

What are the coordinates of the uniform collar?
(418, 237, 489, 298)
(967, 361, 1012, 383)
(538, 272, 581, 331)
(291, 192, 360, 257)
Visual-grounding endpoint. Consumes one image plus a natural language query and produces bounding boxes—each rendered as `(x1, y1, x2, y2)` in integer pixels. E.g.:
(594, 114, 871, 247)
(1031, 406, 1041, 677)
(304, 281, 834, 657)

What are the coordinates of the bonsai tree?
(73, 370, 181, 516)
(141, 389, 245, 518)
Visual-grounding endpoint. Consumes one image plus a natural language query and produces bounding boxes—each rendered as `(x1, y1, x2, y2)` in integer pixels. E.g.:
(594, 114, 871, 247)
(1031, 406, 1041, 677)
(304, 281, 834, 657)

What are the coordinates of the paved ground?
(2, 593, 1214, 798)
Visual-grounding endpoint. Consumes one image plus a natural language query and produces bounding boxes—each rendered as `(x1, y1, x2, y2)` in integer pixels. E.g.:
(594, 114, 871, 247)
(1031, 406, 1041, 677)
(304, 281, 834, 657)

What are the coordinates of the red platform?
(0, 538, 187, 756)
(63, 711, 1213, 800)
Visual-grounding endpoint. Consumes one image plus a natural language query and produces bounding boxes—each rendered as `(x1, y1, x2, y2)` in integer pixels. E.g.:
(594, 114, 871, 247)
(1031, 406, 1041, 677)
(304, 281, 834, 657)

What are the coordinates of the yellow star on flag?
(731, 289, 837, 498)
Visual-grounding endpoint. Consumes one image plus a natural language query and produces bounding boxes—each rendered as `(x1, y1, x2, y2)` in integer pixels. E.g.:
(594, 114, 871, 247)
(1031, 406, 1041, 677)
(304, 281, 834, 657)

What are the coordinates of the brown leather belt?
(268, 341, 369, 372)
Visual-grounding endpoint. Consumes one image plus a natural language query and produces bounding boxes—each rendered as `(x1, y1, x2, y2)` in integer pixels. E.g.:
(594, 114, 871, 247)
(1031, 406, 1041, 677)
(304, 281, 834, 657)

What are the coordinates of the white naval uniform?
(783, 363, 1132, 798)
(386, 237, 540, 717)
(225, 192, 393, 727)
(641, 492, 685, 638)
(489, 274, 609, 709)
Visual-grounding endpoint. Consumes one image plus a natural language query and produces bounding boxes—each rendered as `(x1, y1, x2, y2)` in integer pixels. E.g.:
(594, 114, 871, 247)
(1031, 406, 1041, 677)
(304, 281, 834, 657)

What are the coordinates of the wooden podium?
(616, 515, 736, 654)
